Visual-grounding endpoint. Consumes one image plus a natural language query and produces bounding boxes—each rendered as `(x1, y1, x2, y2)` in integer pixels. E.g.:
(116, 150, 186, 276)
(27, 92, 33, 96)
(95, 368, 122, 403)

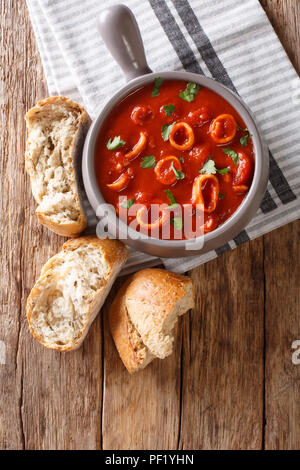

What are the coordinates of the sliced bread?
(109, 268, 194, 373)
(25, 96, 91, 237)
(26, 236, 129, 351)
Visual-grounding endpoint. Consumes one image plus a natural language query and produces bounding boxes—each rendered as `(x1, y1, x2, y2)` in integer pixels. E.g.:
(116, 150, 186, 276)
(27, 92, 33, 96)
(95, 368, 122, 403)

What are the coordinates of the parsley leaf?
(120, 199, 135, 209)
(218, 192, 225, 199)
(171, 162, 185, 180)
(200, 157, 229, 175)
(162, 122, 176, 141)
(200, 158, 216, 175)
(163, 104, 176, 116)
(179, 82, 200, 102)
(179, 157, 184, 163)
(166, 203, 178, 210)
(152, 77, 163, 97)
(106, 136, 126, 150)
(222, 148, 239, 166)
(240, 129, 253, 147)
(217, 167, 230, 175)
(240, 135, 249, 147)
(165, 189, 178, 209)
(171, 217, 183, 230)
(140, 155, 156, 168)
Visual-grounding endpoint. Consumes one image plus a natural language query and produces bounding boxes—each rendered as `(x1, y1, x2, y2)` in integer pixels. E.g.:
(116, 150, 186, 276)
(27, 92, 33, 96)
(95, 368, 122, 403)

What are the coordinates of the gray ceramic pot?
(82, 4, 269, 258)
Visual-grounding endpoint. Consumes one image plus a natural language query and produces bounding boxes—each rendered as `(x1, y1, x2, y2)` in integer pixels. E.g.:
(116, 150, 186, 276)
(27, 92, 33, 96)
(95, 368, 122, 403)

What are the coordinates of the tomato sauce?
(94, 79, 254, 240)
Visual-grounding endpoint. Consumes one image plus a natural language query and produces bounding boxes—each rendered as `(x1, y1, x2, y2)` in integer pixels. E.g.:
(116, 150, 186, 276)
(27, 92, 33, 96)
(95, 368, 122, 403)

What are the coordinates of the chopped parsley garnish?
(152, 77, 164, 97)
(162, 122, 176, 141)
(120, 198, 135, 209)
(165, 189, 178, 209)
(240, 135, 248, 146)
(200, 158, 216, 175)
(179, 156, 184, 163)
(222, 148, 239, 166)
(200, 157, 230, 175)
(171, 217, 183, 230)
(240, 129, 253, 147)
(179, 82, 200, 102)
(171, 162, 185, 180)
(217, 167, 230, 175)
(163, 104, 176, 116)
(140, 155, 156, 168)
(218, 192, 225, 199)
(106, 136, 126, 150)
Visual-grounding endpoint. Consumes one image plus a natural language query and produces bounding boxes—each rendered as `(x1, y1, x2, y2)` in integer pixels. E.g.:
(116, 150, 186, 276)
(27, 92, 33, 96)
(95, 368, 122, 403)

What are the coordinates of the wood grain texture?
(264, 222, 300, 450)
(0, 1, 102, 450)
(102, 278, 182, 450)
(260, 0, 300, 72)
(261, 0, 300, 451)
(0, 0, 299, 450)
(178, 241, 264, 450)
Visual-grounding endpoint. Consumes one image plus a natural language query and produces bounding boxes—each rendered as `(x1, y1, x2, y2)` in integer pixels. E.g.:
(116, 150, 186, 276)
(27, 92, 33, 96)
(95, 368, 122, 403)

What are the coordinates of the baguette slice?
(109, 269, 194, 373)
(27, 236, 129, 351)
(25, 97, 91, 237)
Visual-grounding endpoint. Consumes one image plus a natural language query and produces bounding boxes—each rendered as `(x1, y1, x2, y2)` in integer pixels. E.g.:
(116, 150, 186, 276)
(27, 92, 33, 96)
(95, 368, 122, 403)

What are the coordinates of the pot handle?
(97, 4, 152, 82)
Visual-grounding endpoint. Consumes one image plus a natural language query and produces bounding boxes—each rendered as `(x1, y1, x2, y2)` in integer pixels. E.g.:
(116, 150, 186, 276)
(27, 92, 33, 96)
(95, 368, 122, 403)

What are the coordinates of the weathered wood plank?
(101, 277, 182, 450)
(0, 0, 299, 451)
(178, 241, 265, 449)
(0, 0, 48, 449)
(0, 1, 102, 450)
(261, 0, 300, 451)
(264, 222, 300, 450)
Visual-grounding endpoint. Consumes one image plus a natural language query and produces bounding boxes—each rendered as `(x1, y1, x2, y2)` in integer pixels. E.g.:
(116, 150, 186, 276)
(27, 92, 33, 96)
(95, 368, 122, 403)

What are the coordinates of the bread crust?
(61, 236, 130, 272)
(126, 268, 193, 317)
(109, 268, 194, 372)
(25, 96, 91, 237)
(26, 236, 129, 351)
(109, 279, 147, 373)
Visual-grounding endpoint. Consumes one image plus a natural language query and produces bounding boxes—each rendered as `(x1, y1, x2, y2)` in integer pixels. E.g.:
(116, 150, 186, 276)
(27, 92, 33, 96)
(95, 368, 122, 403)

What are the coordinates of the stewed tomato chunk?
(154, 156, 182, 185)
(187, 105, 211, 127)
(233, 185, 249, 193)
(210, 114, 237, 144)
(154, 155, 182, 186)
(203, 215, 218, 233)
(131, 105, 153, 125)
(234, 151, 252, 186)
(95, 79, 255, 240)
(188, 143, 212, 168)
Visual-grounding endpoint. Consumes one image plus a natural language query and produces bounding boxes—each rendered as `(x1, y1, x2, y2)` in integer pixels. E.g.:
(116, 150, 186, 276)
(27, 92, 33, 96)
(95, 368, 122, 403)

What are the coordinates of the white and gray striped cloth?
(26, 0, 300, 274)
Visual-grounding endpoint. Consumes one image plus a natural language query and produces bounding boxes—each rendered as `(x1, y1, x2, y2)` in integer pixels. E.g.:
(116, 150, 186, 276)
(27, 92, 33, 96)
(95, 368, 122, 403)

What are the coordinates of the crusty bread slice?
(26, 236, 129, 351)
(25, 96, 91, 237)
(109, 279, 155, 373)
(109, 269, 194, 373)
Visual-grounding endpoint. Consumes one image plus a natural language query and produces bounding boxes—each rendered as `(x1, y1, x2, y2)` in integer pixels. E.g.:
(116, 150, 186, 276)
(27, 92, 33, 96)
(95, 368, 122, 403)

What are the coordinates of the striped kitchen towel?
(26, 0, 300, 274)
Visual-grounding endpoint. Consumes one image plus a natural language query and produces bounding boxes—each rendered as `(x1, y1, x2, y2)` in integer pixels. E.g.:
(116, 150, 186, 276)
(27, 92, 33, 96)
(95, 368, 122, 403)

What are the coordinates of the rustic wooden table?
(0, 0, 299, 450)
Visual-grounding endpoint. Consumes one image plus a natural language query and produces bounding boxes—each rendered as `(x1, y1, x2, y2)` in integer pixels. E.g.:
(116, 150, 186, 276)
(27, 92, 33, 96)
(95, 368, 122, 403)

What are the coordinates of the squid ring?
(154, 156, 182, 185)
(169, 122, 195, 151)
(192, 174, 220, 213)
(210, 114, 237, 144)
(203, 216, 218, 233)
(136, 205, 169, 230)
(125, 131, 147, 161)
(107, 170, 131, 192)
